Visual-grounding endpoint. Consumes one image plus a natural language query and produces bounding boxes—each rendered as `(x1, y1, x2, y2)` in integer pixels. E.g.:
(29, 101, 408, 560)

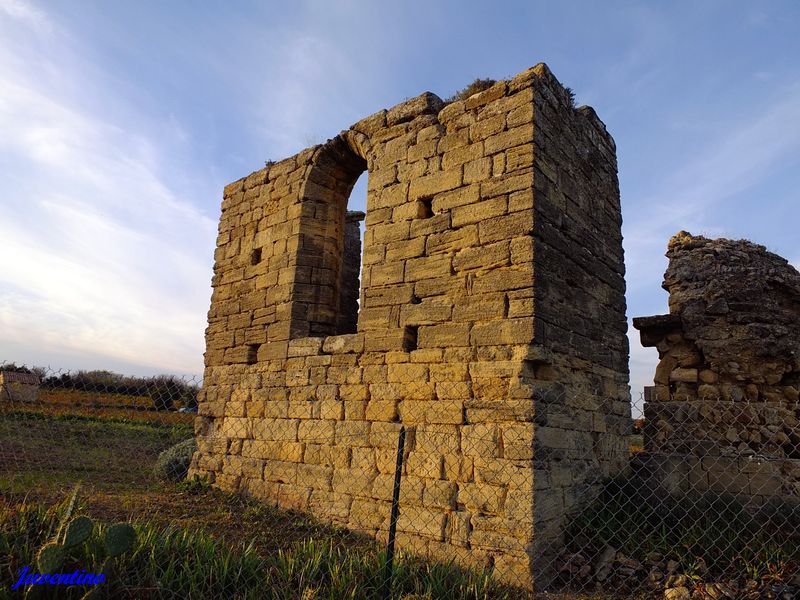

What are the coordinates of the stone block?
(333, 469, 377, 496)
(322, 334, 364, 354)
(335, 421, 371, 446)
(503, 423, 535, 459)
(297, 463, 333, 489)
(423, 480, 457, 509)
(365, 400, 398, 421)
(349, 497, 391, 531)
(483, 124, 533, 154)
(400, 300, 452, 325)
(458, 482, 506, 512)
(263, 460, 297, 485)
(478, 209, 533, 243)
(453, 242, 509, 272)
(462, 424, 498, 458)
(418, 323, 470, 348)
(399, 399, 464, 424)
(409, 170, 462, 201)
(287, 337, 324, 357)
(397, 508, 447, 541)
(404, 255, 452, 282)
(298, 420, 335, 443)
(387, 363, 429, 383)
(470, 319, 534, 346)
(386, 237, 426, 261)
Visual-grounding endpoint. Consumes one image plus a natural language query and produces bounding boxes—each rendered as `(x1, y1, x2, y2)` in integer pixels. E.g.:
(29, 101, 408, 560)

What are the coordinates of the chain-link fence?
(1, 363, 798, 599)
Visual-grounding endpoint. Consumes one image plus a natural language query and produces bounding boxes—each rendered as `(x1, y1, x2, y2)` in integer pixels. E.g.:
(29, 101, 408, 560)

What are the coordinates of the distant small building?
(0, 370, 40, 403)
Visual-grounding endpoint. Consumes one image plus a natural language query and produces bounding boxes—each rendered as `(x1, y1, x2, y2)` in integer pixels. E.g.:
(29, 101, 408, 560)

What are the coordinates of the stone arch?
(294, 133, 369, 336)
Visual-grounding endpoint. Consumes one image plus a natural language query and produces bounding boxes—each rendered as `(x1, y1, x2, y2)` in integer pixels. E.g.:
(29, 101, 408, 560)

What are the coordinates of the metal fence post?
(380, 425, 406, 600)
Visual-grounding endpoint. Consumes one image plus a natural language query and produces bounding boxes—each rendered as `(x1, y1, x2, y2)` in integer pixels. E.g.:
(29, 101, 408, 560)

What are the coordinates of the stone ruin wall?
(189, 63, 631, 588)
(633, 232, 800, 504)
(0, 371, 40, 403)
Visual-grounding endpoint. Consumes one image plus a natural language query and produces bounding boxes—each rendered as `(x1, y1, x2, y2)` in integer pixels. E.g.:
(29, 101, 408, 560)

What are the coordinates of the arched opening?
(296, 136, 367, 337)
(339, 173, 367, 334)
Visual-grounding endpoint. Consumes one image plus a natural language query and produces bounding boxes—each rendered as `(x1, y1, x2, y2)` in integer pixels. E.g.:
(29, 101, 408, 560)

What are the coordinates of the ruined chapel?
(189, 63, 632, 587)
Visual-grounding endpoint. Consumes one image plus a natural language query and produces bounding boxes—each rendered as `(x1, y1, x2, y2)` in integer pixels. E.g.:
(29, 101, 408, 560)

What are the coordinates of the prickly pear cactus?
(37, 541, 65, 573)
(64, 515, 94, 548)
(104, 523, 136, 557)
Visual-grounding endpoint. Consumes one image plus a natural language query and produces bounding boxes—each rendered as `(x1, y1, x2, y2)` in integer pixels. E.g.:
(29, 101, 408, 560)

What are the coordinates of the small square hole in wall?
(403, 326, 418, 351)
(250, 248, 262, 265)
(417, 197, 434, 219)
(246, 344, 259, 364)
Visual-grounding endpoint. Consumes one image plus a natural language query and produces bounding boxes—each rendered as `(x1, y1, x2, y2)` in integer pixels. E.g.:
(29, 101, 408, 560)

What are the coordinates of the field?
(0, 410, 530, 599)
(0, 411, 369, 552)
(7, 388, 194, 425)
(4, 398, 788, 598)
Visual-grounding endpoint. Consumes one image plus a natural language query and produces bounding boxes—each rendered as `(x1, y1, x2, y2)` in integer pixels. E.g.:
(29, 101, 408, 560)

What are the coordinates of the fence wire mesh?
(1, 363, 799, 599)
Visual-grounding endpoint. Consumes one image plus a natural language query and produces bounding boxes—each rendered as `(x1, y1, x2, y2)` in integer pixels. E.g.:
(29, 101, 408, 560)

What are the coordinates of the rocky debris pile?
(555, 545, 800, 599)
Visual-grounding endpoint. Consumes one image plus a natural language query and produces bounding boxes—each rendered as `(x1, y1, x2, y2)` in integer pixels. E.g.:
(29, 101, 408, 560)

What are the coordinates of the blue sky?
(1, 1, 798, 400)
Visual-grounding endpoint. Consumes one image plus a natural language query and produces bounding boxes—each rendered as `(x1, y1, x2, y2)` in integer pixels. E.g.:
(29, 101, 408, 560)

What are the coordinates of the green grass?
(0, 495, 521, 599)
(0, 411, 191, 497)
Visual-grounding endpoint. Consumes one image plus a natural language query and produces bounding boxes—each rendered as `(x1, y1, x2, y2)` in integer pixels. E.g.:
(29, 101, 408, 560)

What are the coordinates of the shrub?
(446, 78, 497, 103)
(153, 438, 197, 482)
(146, 375, 188, 411)
(39, 370, 199, 412)
(564, 86, 576, 108)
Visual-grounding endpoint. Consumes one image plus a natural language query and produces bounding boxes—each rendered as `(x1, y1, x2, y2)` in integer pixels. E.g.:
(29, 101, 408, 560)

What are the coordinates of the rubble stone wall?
(634, 232, 800, 505)
(190, 63, 631, 588)
(0, 371, 40, 403)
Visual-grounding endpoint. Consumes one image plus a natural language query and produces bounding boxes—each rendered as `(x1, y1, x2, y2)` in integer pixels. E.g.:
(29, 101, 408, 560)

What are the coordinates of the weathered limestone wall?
(191, 63, 630, 588)
(529, 77, 631, 561)
(633, 232, 800, 504)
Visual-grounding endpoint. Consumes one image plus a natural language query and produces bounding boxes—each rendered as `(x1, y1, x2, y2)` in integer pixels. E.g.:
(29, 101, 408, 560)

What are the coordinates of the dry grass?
(5, 390, 194, 425)
(0, 411, 367, 557)
(40, 388, 154, 409)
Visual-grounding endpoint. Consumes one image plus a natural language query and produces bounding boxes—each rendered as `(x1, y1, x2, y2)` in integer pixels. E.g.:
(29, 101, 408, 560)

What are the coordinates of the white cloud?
(627, 328, 658, 408)
(0, 4, 216, 375)
(624, 84, 800, 291)
(254, 32, 362, 158)
(0, 0, 51, 32)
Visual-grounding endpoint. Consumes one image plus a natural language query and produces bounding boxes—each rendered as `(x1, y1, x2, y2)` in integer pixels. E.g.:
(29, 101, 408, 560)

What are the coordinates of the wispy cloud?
(253, 32, 364, 158)
(0, 2, 216, 374)
(624, 84, 800, 291)
(0, 0, 51, 32)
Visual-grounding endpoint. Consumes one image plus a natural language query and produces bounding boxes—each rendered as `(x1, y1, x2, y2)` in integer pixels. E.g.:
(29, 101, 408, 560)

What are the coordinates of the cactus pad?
(104, 523, 136, 557)
(37, 542, 65, 573)
(64, 516, 94, 548)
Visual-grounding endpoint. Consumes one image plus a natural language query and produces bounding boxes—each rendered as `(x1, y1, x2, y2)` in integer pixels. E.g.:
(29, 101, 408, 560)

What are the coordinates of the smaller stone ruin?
(0, 370, 40, 403)
(633, 231, 800, 504)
